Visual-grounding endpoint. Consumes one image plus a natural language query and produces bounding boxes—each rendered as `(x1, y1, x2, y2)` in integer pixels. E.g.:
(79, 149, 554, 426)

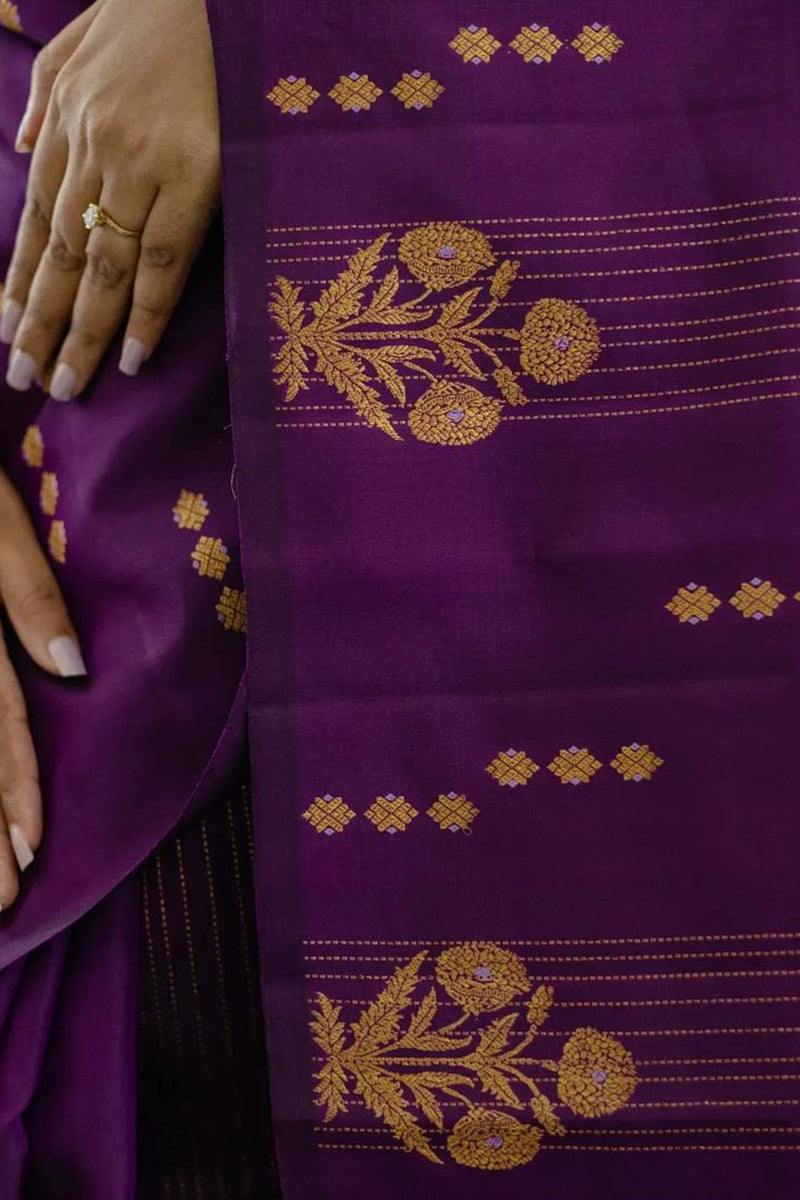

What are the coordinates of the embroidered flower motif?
(447, 1109, 542, 1170)
(0, 0, 22, 32)
(172, 489, 209, 531)
(408, 382, 502, 446)
(449, 25, 502, 65)
(665, 582, 721, 624)
(572, 23, 624, 64)
(557, 1028, 638, 1117)
(436, 942, 530, 1014)
(329, 73, 382, 113)
(426, 792, 479, 832)
(364, 793, 418, 833)
(510, 24, 562, 64)
(267, 76, 320, 116)
(729, 578, 786, 620)
(520, 298, 601, 384)
(215, 586, 247, 633)
(391, 71, 445, 111)
(398, 222, 495, 291)
(21, 424, 44, 468)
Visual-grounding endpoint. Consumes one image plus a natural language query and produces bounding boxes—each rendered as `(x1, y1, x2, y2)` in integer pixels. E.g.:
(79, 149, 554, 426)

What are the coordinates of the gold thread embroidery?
(391, 72, 444, 110)
(398, 222, 495, 290)
(486, 749, 539, 787)
(267, 76, 320, 115)
(519, 298, 601, 384)
(304, 795, 356, 835)
(310, 943, 637, 1167)
(449, 25, 501, 64)
(364, 794, 419, 833)
(215, 586, 247, 633)
(547, 747, 602, 786)
(426, 792, 479, 832)
(0, 0, 21, 31)
(665, 583, 722, 624)
(40, 471, 59, 517)
(610, 744, 664, 783)
(329, 74, 382, 113)
(191, 535, 231, 581)
(510, 24, 563, 64)
(729, 578, 786, 620)
(408, 383, 503, 446)
(571, 24, 624, 63)
(21, 424, 44, 468)
(48, 520, 66, 564)
(172, 489, 209, 531)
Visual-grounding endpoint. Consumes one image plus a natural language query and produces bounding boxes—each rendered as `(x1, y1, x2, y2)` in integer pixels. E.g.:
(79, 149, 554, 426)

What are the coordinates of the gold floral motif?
(449, 25, 501, 64)
(191, 535, 230, 581)
(519, 298, 601, 385)
(408, 382, 502, 446)
(215, 586, 247, 633)
(610, 743, 664, 782)
(510, 24, 562, 64)
(665, 582, 721, 624)
(571, 23, 624, 63)
(310, 943, 637, 1167)
(426, 792, 479, 832)
(267, 76, 320, 115)
(48, 520, 66, 564)
(730, 578, 786, 619)
(172, 489, 209, 531)
(486, 749, 539, 788)
(329, 73, 382, 113)
(303, 795, 356, 835)
(364, 794, 418, 833)
(391, 71, 445, 110)
(447, 1109, 542, 1169)
(398, 222, 495, 291)
(0, 0, 22, 31)
(548, 747, 602, 786)
(557, 1027, 638, 1117)
(40, 472, 59, 517)
(21, 424, 44, 468)
(436, 943, 530, 1014)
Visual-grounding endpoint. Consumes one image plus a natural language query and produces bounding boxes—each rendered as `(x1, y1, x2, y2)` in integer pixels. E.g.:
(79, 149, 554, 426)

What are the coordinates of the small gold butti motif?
(391, 71, 445, 110)
(510, 23, 563, 64)
(730, 578, 786, 620)
(449, 24, 502, 64)
(399, 221, 495, 290)
(215, 586, 247, 633)
(191, 535, 231, 581)
(21, 424, 44, 468)
(548, 746, 602, 786)
(329, 73, 383, 112)
(557, 1027, 638, 1117)
(610, 743, 664, 782)
(303, 794, 356, 835)
(48, 520, 67, 564)
(520, 298, 601, 385)
(172, 489, 209, 531)
(364, 793, 419, 833)
(426, 791, 479, 832)
(40, 472, 59, 517)
(486, 749, 539, 787)
(309, 942, 637, 1168)
(665, 582, 721, 624)
(0, 0, 22, 32)
(267, 76, 320, 115)
(572, 23, 624, 63)
(409, 382, 503, 446)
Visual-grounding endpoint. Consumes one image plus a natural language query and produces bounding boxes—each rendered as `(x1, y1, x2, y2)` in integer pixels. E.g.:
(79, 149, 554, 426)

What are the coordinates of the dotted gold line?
(303, 932, 800, 948)
(607, 322, 800, 346)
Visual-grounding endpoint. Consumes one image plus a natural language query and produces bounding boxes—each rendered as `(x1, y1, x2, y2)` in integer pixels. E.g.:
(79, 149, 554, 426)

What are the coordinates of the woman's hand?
(0, 470, 86, 911)
(1, 0, 220, 400)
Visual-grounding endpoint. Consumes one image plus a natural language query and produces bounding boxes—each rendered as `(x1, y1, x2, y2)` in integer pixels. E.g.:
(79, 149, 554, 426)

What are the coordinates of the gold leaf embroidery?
(572, 23, 624, 63)
(172, 489, 209, 531)
(48, 520, 67, 564)
(269, 277, 309, 399)
(40, 472, 59, 517)
(0, 0, 22, 32)
(21, 424, 44, 468)
(215, 586, 247, 633)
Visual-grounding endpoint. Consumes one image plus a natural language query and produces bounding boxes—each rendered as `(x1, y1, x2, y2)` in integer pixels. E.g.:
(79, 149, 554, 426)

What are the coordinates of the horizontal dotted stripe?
(306, 968, 800, 984)
(304, 932, 800, 947)
(305, 948, 800, 965)
(593, 347, 800, 372)
(607, 322, 800, 346)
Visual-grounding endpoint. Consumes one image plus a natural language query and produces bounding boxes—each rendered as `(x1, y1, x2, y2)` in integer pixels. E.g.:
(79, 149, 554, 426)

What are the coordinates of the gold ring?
(81, 202, 140, 239)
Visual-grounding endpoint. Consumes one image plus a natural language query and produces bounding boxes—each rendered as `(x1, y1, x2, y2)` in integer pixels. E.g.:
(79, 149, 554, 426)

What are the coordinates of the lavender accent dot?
(448, 791, 458, 799)
(289, 107, 300, 116)
(323, 793, 333, 801)
(192, 561, 199, 570)
(630, 742, 640, 751)
(352, 105, 362, 113)
(508, 780, 518, 788)
(554, 335, 571, 351)
(751, 577, 763, 586)
(349, 71, 359, 80)
(447, 409, 465, 424)
(413, 102, 423, 109)
(173, 514, 180, 524)
(591, 1069, 608, 1084)
(486, 1136, 504, 1150)
(530, 23, 541, 31)
(449, 824, 460, 833)
(217, 614, 224, 623)
(570, 778, 582, 786)
(632, 773, 643, 782)
(386, 793, 396, 801)
(533, 56, 543, 64)
(438, 245, 457, 260)
(689, 616, 699, 625)
(386, 826, 398, 835)
(412, 70, 422, 78)
(471, 56, 482, 64)
(507, 748, 517, 756)
(592, 22, 603, 30)
(474, 965, 493, 982)
(287, 75, 298, 83)
(569, 745, 580, 754)
(754, 611, 764, 620)
(687, 582, 698, 591)
(468, 24, 479, 32)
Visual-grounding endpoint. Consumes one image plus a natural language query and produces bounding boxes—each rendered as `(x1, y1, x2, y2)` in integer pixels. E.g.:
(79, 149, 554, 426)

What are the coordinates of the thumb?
(15, 1, 104, 154)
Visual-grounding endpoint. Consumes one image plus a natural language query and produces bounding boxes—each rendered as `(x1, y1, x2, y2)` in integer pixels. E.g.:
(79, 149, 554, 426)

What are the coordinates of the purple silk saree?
(4, 0, 800, 1196)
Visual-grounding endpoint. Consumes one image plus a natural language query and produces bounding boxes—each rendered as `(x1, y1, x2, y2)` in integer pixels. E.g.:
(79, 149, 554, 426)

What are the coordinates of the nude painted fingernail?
(14, 117, 32, 154)
(49, 362, 77, 402)
(119, 337, 146, 377)
(0, 298, 22, 344)
(5, 350, 36, 392)
(48, 636, 87, 678)
(8, 824, 34, 872)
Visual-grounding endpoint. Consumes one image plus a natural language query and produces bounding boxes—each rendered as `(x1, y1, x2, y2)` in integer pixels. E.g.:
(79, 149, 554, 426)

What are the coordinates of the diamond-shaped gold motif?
(0, 0, 23, 32)
(215, 586, 247, 633)
(172, 489, 209, 531)
(427, 792, 479, 832)
(449, 25, 502, 64)
(365, 794, 419, 833)
(48, 520, 67, 564)
(665, 583, 721, 625)
(510, 24, 562, 63)
(267, 76, 320, 116)
(329, 73, 383, 112)
(21, 424, 44, 468)
(40, 471, 59, 517)
(548, 747, 602, 786)
(610, 744, 664, 782)
(391, 71, 445, 110)
(572, 23, 624, 63)
(486, 749, 539, 788)
(730, 578, 786, 620)
(303, 794, 356, 835)
(191, 535, 231, 581)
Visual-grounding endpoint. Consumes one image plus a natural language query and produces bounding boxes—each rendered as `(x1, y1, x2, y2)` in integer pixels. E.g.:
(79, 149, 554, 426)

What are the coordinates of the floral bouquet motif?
(310, 941, 637, 1169)
(269, 223, 601, 444)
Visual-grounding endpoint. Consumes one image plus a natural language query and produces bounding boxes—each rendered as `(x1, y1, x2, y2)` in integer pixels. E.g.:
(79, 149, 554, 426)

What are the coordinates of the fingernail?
(8, 824, 34, 872)
(0, 298, 22, 344)
(49, 362, 77, 402)
(5, 349, 36, 392)
(119, 337, 146, 377)
(14, 117, 32, 153)
(48, 636, 87, 678)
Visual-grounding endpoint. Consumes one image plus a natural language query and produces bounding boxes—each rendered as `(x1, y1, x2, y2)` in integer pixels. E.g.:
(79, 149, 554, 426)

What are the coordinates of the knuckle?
(86, 247, 128, 290)
(45, 232, 85, 274)
(139, 241, 179, 271)
(18, 301, 59, 336)
(31, 44, 58, 87)
(24, 189, 53, 232)
(130, 297, 168, 324)
(67, 322, 103, 351)
(15, 581, 62, 624)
